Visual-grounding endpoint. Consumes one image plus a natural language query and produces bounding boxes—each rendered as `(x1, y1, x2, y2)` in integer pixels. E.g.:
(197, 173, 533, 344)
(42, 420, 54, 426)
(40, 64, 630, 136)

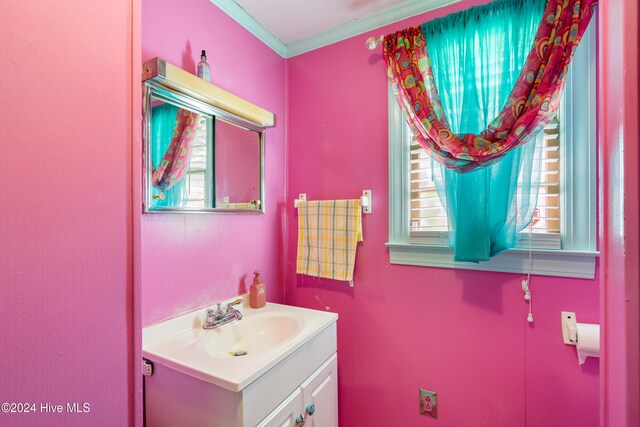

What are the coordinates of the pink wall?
(1, 1, 134, 426)
(599, 0, 640, 425)
(285, 1, 600, 425)
(141, 0, 287, 325)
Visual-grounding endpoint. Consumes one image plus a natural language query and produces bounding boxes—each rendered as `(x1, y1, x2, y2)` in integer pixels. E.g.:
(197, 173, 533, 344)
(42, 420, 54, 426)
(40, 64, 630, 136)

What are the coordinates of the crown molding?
(210, 0, 288, 57)
(211, 0, 460, 58)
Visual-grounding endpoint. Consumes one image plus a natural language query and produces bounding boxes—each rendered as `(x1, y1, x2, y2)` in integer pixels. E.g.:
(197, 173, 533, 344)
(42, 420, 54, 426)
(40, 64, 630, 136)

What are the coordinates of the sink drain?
(231, 350, 248, 357)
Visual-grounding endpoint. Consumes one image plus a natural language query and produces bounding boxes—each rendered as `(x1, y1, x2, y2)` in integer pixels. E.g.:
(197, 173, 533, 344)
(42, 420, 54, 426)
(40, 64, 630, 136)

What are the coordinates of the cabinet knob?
(295, 414, 305, 426)
(305, 404, 315, 416)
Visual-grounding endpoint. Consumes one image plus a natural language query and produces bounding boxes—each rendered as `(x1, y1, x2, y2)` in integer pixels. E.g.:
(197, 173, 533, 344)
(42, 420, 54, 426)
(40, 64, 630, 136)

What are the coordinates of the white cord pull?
(521, 279, 531, 301)
(523, 226, 534, 324)
(522, 278, 534, 323)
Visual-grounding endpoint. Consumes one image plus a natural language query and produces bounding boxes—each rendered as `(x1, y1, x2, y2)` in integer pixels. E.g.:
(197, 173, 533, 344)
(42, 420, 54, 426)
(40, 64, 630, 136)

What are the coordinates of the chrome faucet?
(203, 299, 243, 329)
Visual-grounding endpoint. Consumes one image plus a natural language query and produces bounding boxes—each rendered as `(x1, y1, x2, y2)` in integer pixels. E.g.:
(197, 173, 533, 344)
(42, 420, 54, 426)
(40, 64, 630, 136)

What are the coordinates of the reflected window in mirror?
(149, 98, 213, 209)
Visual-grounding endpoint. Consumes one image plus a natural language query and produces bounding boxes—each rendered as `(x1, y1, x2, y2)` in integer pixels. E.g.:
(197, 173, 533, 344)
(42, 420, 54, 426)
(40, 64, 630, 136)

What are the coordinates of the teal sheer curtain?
(421, 0, 546, 261)
(150, 104, 187, 208)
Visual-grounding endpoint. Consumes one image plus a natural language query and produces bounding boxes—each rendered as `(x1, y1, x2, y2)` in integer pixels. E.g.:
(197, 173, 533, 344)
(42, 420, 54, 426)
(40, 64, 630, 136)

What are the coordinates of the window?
(183, 116, 212, 208)
(387, 23, 598, 279)
(408, 116, 562, 250)
(147, 92, 215, 211)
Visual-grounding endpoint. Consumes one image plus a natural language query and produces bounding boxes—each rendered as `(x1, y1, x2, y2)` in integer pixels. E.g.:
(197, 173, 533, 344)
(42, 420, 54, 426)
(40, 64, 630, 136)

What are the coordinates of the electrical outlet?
(419, 389, 437, 419)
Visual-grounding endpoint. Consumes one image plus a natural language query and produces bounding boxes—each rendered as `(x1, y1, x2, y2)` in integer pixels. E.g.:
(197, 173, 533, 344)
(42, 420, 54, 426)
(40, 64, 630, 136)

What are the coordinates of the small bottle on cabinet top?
(250, 271, 266, 308)
(196, 50, 210, 82)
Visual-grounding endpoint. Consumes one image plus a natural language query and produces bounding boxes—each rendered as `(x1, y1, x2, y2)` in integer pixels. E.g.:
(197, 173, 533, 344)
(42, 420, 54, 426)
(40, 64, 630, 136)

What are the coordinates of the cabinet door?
(300, 354, 338, 427)
(257, 387, 303, 427)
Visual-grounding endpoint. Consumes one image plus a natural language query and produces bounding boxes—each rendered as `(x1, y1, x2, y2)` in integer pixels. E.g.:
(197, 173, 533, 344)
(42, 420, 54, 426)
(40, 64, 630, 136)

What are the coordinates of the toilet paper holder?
(561, 311, 578, 344)
(561, 311, 600, 365)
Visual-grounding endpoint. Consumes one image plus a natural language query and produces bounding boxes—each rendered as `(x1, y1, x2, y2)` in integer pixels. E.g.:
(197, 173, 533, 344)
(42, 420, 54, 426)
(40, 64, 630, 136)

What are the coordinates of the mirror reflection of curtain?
(150, 104, 187, 207)
(152, 106, 200, 192)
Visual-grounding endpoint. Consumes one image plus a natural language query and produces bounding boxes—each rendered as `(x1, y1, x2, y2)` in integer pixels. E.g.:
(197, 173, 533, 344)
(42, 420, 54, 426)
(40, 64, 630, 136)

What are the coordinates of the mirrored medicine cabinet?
(142, 58, 276, 214)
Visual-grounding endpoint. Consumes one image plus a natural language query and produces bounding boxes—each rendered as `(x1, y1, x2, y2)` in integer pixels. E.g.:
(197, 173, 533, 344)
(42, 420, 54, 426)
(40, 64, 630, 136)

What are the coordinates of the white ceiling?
(212, 0, 459, 57)
(235, 0, 410, 44)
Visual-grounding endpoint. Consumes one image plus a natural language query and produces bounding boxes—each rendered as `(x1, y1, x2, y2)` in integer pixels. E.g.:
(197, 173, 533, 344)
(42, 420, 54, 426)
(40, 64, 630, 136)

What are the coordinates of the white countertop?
(143, 295, 338, 392)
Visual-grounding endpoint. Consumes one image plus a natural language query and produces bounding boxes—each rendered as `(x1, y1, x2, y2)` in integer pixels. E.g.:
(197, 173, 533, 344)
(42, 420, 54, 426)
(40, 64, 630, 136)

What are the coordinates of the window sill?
(386, 243, 598, 279)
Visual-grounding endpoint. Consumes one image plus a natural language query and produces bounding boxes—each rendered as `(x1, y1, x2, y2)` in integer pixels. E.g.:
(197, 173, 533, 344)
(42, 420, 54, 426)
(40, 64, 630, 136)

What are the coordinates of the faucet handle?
(226, 299, 242, 310)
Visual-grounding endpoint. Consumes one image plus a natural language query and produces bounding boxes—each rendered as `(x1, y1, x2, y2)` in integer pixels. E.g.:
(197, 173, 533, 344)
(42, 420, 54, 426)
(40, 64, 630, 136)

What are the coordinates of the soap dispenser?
(250, 271, 266, 308)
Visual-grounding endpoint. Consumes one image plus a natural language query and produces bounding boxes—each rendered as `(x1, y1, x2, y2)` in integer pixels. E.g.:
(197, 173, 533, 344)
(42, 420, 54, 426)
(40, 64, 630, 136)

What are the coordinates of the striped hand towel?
(296, 199, 363, 284)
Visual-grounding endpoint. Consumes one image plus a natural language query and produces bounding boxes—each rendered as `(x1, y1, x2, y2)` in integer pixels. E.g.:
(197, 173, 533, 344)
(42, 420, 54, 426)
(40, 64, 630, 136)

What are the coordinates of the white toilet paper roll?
(576, 323, 600, 365)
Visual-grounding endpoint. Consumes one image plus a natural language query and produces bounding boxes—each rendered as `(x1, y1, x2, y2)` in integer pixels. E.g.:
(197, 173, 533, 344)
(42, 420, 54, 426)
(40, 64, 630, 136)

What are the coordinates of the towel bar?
(293, 190, 372, 214)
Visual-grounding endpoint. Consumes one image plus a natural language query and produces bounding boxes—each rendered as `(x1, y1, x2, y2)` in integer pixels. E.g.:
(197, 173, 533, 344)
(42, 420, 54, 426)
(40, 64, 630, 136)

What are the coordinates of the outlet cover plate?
(419, 389, 437, 418)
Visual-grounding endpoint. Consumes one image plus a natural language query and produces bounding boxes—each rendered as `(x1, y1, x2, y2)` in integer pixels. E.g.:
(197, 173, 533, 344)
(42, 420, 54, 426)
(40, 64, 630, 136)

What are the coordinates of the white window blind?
(184, 116, 210, 208)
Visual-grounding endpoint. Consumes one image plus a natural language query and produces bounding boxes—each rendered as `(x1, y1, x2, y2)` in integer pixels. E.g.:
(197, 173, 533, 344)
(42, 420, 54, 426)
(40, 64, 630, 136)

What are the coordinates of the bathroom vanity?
(143, 297, 338, 426)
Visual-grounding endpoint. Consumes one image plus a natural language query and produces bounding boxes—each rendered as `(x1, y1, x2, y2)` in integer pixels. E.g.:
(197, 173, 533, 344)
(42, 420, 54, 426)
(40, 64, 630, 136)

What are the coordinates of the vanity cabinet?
(258, 354, 338, 427)
(144, 313, 338, 427)
(258, 388, 302, 427)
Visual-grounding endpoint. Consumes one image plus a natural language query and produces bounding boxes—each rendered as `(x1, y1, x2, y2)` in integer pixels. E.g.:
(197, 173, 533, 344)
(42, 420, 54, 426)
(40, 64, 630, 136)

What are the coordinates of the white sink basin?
(202, 313, 302, 358)
(143, 296, 338, 391)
